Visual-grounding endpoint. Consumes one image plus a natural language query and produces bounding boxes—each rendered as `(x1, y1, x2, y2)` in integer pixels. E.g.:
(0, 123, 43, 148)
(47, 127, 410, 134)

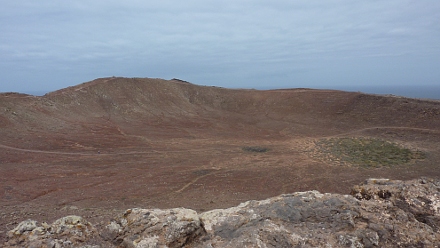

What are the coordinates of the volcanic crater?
(1, 77, 440, 242)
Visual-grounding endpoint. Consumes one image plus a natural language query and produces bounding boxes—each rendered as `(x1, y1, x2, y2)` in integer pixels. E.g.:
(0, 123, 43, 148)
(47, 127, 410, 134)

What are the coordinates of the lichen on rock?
(104, 208, 205, 248)
(4, 215, 98, 248)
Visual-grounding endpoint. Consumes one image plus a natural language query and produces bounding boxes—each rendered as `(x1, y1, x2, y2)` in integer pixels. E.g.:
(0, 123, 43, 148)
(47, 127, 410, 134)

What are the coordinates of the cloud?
(1, 0, 440, 93)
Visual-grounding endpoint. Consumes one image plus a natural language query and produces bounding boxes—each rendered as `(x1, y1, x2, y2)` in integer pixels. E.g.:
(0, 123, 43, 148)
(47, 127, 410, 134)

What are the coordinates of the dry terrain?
(1, 77, 440, 243)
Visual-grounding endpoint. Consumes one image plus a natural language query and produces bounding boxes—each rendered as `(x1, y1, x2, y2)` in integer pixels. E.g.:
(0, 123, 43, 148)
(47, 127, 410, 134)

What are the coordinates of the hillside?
(1, 77, 440, 244)
(1, 77, 439, 148)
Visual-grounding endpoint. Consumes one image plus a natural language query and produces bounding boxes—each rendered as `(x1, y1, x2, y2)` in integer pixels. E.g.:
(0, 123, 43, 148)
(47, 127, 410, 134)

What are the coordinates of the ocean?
(5, 85, 440, 101)
(333, 85, 440, 100)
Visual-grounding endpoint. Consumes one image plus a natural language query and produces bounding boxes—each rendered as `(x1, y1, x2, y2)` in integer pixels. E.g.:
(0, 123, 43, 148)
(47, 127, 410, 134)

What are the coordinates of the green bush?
(314, 137, 425, 167)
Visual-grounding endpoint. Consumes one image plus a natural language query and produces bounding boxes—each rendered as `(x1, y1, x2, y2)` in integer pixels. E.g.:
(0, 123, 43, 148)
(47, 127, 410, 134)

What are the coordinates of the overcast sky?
(1, 1, 440, 96)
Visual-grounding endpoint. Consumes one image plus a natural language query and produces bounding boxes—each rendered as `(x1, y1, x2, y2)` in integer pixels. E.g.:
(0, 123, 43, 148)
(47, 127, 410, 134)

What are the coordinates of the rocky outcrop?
(4, 178, 440, 247)
(4, 215, 99, 248)
(102, 208, 205, 247)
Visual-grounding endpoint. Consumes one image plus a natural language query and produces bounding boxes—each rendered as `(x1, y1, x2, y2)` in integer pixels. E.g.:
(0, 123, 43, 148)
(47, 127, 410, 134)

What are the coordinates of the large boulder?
(352, 177, 440, 234)
(198, 187, 439, 247)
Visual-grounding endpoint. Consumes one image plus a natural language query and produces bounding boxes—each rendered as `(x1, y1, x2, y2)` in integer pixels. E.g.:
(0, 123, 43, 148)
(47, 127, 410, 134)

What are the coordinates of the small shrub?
(242, 146, 269, 153)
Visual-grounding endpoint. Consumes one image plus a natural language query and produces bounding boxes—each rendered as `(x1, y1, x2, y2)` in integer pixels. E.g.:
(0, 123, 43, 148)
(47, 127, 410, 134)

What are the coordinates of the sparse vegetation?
(314, 137, 425, 167)
(242, 146, 269, 153)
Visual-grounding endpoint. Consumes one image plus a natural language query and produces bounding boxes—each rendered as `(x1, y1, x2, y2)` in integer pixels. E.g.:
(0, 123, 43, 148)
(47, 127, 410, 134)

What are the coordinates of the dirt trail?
(0, 144, 217, 156)
(0, 144, 97, 155)
(175, 171, 219, 193)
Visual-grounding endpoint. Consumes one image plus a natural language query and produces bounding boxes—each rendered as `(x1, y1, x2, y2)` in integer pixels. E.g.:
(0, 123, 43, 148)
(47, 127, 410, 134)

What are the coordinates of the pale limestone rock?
(106, 208, 205, 248)
(4, 215, 99, 248)
(4, 178, 440, 247)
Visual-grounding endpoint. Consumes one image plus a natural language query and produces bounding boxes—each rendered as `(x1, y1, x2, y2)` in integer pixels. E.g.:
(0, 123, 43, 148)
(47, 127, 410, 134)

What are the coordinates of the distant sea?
(0, 90, 47, 96)
(332, 85, 440, 100)
(4, 85, 440, 100)
(23, 91, 48, 96)
(259, 85, 440, 100)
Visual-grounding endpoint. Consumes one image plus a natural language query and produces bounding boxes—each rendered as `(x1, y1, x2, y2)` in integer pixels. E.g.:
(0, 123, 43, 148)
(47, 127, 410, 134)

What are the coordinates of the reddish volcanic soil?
(1, 77, 440, 242)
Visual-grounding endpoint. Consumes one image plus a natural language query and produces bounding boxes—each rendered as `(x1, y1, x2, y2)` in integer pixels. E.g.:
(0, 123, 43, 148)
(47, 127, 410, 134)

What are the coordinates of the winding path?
(0, 144, 159, 156)
(0, 126, 438, 156)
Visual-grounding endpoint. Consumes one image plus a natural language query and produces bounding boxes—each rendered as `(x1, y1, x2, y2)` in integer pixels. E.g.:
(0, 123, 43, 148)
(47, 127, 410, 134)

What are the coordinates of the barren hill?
(1, 77, 440, 243)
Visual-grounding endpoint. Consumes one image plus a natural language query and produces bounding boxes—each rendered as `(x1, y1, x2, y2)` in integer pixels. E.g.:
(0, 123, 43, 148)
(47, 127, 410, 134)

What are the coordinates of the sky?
(1, 1, 440, 97)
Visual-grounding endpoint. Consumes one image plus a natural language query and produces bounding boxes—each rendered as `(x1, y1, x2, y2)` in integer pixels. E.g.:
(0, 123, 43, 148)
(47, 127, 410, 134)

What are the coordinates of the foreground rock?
(4, 215, 100, 248)
(4, 178, 440, 247)
(103, 208, 205, 247)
